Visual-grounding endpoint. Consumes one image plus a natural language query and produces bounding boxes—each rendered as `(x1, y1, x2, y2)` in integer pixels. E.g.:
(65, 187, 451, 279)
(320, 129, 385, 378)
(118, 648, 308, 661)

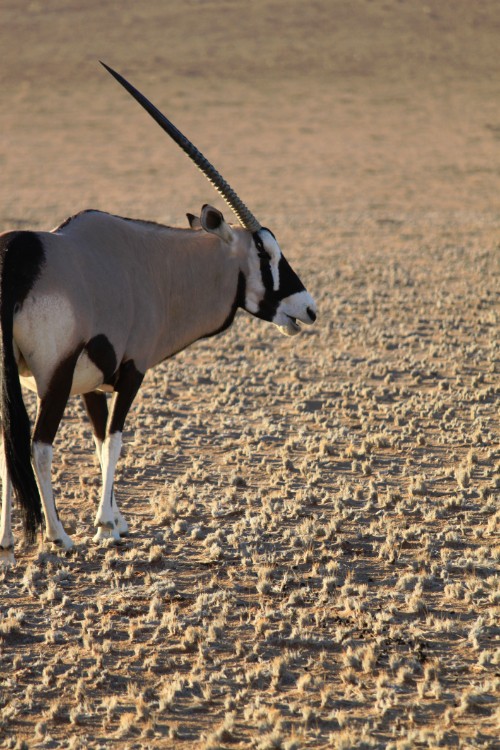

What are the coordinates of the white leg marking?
(93, 432, 122, 543)
(92, 435, 128, 538)
(0, 438, 15, 565)
(32, 442, 73, 550)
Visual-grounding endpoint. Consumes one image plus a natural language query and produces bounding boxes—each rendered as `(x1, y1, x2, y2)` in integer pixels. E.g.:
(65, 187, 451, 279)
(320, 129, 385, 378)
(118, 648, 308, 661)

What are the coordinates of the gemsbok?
(0, 63, 317, 564)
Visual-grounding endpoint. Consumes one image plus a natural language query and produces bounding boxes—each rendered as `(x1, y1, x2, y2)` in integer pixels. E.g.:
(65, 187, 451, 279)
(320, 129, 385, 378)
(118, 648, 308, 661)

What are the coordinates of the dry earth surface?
(0, 1, 499, 748)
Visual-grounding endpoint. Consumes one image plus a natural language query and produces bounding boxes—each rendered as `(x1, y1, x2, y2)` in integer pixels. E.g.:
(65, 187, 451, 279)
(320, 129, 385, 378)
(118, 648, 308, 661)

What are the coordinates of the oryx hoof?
(46, 531, 74, 551)
(0, 544, 15, 566)
(114, 516, 129, 537)
(116, 520, 130, 538)
(93, 522, 121, 544)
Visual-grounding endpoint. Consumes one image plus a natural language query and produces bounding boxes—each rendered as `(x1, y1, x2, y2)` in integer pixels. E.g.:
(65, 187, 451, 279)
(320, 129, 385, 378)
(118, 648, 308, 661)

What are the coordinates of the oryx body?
(0, 66, 316, 564)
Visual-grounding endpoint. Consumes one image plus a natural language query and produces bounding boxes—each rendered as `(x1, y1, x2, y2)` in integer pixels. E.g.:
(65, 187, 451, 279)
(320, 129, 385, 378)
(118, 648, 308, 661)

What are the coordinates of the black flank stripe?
(86, 334, 118, 387)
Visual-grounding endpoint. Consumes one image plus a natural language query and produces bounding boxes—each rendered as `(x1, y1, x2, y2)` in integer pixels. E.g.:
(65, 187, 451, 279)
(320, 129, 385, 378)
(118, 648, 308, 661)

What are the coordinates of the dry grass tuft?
(1, 2, 499, 748)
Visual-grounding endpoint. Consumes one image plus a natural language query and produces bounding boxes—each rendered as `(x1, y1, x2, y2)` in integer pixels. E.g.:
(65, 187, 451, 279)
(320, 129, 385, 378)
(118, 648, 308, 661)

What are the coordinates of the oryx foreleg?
(0, 428, 15, 565)
(83, 391, 128, 536)
(31, 348, 83, 550)
(92, 361, 143, 542)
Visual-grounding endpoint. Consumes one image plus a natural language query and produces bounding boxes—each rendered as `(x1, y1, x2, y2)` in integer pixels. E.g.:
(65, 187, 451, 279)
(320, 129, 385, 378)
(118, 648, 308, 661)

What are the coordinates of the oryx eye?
(255, 237, 271, 261)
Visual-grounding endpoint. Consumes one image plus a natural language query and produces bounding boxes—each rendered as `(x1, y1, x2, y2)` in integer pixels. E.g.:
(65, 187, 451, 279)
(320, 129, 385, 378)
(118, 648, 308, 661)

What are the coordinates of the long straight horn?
(101, 62, 261, 232)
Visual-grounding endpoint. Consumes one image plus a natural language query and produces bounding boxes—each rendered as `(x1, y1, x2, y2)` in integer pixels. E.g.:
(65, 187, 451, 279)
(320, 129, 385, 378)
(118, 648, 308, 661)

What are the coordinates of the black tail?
(0, 232, 44, 542)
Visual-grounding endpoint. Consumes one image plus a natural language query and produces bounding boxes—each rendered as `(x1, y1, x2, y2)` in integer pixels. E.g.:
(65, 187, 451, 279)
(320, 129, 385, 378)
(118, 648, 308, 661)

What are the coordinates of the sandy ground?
(0, 1, 499, 748)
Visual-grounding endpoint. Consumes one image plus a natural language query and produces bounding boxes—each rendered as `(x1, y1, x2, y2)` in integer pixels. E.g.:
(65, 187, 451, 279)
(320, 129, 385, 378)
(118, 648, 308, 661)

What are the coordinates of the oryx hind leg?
(32, 347, 83, 550)
(92, 361, 143, 543)
(0, 427, 15, 565)
(82, 391, 129, 536)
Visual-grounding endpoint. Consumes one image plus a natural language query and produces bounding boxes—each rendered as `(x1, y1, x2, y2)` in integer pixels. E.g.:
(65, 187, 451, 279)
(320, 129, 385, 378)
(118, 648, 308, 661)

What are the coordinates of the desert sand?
(0, 1, 498, 748)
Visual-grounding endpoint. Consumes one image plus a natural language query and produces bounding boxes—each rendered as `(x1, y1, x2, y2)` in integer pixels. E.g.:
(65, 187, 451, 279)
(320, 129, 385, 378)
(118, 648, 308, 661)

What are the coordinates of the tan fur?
(13, 211, 249, 396)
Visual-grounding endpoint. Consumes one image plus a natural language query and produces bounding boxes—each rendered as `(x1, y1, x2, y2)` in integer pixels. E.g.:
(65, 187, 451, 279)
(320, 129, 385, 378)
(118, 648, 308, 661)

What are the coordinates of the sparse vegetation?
(1, 1, 499, 748)
(1, 212, 496, 746)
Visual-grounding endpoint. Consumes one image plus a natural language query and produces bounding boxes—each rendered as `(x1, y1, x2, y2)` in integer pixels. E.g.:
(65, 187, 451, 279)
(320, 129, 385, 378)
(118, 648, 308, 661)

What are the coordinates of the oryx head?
(102, 63, 317, 336)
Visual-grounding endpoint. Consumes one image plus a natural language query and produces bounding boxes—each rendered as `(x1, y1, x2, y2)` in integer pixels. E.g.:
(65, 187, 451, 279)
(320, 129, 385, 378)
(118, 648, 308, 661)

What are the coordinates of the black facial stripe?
(253, 232, 270, 261)
(251, 230, 306, 322)
(257, 295, 279, 321)
(259, 254, 274, 289)
(252, 232, 275, 310)
(277, 254, 306, 297)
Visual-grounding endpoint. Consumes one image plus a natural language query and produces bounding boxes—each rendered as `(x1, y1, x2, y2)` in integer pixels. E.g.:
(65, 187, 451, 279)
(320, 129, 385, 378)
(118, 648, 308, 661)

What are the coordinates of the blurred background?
(1, 0, 499, 232)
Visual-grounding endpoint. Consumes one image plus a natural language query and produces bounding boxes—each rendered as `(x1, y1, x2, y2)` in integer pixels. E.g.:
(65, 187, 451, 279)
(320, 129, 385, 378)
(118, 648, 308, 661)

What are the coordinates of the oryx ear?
(186, 213, 202, 229)
(200, 204, 233, 244)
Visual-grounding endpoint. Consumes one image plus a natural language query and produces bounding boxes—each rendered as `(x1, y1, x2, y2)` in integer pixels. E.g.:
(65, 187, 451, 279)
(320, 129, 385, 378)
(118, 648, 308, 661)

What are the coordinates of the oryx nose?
(307, 306, 317, 323)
